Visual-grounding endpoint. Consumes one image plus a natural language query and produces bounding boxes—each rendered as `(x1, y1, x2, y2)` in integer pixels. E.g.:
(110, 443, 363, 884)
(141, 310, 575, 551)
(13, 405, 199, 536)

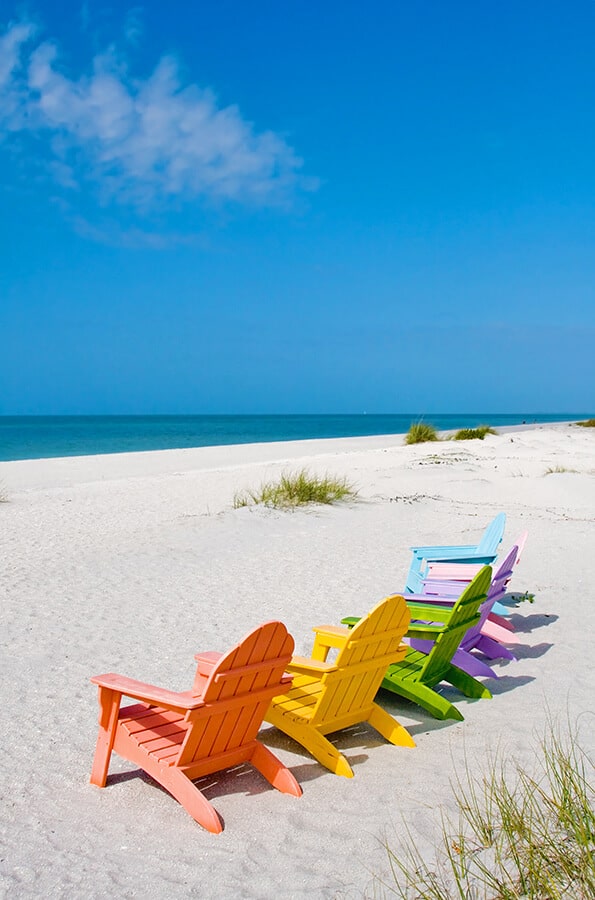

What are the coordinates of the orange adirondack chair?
(90, 621, 302, 833)
(265, 595, 414, 777)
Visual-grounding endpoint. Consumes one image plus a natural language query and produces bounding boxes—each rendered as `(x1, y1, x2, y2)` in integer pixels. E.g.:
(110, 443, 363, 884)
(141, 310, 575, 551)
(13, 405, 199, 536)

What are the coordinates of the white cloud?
(0, 18, 311, 211)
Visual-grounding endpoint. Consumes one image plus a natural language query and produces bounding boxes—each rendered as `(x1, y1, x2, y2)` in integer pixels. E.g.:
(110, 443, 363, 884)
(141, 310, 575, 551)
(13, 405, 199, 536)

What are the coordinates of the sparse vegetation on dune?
(405, 423, 439, 445)
(233, 469, 356, 509)
(380, 724, 595, 899)
(544, 465, 579, 475)
(453, 425, 497, 441)
(576, 419, 595, 427)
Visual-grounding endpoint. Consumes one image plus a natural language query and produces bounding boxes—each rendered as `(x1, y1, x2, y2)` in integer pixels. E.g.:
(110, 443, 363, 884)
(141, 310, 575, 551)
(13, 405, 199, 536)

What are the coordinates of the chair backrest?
(314, 595, 410, 723)
(476, 513, 506, 555)
(513, 531, 528, 564)
(463, 546, 519, 645)
(177, 621, 294, 766)
(416, 567, 492, 684)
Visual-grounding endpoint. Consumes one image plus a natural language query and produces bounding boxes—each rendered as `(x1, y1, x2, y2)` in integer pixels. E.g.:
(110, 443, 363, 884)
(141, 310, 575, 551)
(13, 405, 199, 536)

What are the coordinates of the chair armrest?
(287, 656, 337, 674)
(405, 602, 453, 624)
(420, 580, 463, 597)
(90, 673, 205, 710)
(194, 651, 223, 677)
(311, 624, 350, 661)
(406, 591, 456, 605)
(410, 543, 476, 557)
(312, 624, 351, 641)
(406, 623, 445, 640)
(423, 551, 496, 564)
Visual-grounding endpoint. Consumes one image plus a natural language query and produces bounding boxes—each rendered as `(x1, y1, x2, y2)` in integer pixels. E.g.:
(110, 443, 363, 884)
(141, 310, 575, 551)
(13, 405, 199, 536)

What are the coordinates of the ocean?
(0, 413, 587, 462)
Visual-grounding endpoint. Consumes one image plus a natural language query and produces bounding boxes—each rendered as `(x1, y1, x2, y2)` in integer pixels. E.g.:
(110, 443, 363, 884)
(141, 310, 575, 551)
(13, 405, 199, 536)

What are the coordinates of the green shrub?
(233, 469, 356, 509)
(453, 425, 497, 441)
(576, 419, 595, 427)
(405, 422, 439, 445)
(380, 724, 595, 899)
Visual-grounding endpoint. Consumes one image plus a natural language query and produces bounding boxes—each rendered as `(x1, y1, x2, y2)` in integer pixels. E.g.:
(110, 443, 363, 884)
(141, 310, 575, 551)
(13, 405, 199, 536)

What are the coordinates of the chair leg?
(367, 704, 415, 748)
(446, 664, 492, 700)
(158, 767, 223, 834)
(452, 648, 498, 680)
(475, 634, 517, 660)
(488, 611, 515, 631)
(90, 688, 121, 787)
(266, 707, 354, 777)
(381, 676, 464, 721)
(250, 742, 303, 797)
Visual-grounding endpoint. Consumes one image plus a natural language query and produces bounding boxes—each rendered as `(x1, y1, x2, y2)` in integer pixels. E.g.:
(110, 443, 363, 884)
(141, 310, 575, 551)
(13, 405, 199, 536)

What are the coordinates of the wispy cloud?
(0, 16, 312, 217)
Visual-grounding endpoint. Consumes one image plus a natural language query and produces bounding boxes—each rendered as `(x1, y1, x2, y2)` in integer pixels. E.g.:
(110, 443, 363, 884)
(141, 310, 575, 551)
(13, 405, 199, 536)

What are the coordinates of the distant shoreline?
(0, 412, 589, 463)
(0, 419, 586, 493)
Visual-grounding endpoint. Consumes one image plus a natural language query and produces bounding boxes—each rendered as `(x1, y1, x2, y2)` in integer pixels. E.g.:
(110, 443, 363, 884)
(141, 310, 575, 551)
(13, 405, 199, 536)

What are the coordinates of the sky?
(1, 0, 594, 415)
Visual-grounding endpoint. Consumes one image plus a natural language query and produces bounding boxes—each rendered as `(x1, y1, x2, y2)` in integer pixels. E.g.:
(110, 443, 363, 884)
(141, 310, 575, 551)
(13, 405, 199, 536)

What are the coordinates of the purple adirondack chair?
(406, 545, 520, 679)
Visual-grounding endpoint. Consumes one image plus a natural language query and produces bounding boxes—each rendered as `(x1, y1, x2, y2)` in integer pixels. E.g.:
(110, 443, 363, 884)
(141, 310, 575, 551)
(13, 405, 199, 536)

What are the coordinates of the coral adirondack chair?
(90, 621, 302, 833)
(407, 546, 520, 678)
(265, 595, 414, 778)
(343, 567, 493, 721)
(405, 513, 506, 593)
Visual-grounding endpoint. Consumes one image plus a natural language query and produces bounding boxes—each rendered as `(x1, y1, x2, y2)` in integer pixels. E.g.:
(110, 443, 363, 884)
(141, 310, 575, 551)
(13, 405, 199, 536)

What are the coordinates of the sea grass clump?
(405, 423, 439, 445)
(453, 425, 497, 441)
(233, 469, 356, 509)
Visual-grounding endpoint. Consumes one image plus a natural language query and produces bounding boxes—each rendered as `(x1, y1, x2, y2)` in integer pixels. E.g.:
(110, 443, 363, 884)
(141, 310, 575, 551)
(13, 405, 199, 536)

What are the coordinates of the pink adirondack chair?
(90, 621, 302, 833)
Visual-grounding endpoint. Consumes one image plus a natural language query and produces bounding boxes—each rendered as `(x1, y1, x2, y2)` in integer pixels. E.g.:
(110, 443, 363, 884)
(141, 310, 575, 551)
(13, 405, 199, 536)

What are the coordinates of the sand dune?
(1, 422, 594, 898)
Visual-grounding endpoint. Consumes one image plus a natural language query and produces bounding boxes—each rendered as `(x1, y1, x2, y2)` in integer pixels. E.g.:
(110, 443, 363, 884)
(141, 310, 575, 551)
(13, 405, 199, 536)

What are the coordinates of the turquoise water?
(0, 414, 587, 462)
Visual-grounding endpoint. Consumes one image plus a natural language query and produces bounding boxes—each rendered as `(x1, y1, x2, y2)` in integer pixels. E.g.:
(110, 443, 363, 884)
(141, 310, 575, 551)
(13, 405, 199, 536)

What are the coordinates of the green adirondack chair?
(341, 566, 493, 721)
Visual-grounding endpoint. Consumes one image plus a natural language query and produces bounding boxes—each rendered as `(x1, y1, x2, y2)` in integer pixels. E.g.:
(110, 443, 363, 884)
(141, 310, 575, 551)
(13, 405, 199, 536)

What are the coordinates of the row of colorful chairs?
(90, 514, 525, 833)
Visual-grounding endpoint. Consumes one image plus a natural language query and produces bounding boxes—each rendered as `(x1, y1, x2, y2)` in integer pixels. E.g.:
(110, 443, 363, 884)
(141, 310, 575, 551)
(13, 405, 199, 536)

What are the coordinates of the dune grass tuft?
(453, 425, 497, 441)
(576, 419, 595, 427)
(233, 469, 356, 509)
(544, 465, 579, 475)
(380, 723, 594, 899)
(405, 422, 439, 445)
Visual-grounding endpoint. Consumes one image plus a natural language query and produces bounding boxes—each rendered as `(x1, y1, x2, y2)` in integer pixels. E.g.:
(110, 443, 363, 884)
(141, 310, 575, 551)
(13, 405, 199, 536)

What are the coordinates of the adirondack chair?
(342, 567, 493, 721)
(405, 513, 505, 593)
(407, 546, 520, 678)
(265, 595, 414, 778)
(423, 531, 528, 623)
(90, 621, 302, 833)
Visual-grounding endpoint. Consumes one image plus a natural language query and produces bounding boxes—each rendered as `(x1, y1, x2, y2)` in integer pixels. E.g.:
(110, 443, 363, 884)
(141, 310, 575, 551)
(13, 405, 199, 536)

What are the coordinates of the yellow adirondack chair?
(265, 595, 414, 777)
(90, 621, 302, 833)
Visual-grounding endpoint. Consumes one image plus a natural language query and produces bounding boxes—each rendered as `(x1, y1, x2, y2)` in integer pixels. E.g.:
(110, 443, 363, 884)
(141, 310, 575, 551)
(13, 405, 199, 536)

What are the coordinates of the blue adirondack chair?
(405, 513, 506, 593)
(406, 544, 520, 679)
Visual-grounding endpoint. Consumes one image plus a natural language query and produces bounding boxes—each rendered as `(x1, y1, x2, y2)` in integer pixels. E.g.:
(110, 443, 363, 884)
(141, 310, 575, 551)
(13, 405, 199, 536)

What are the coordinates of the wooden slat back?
(419, 566, 491, 684)
(477, 513, 506, 555)
(176, 621, 294, 767)
(313, 596, 410, 724)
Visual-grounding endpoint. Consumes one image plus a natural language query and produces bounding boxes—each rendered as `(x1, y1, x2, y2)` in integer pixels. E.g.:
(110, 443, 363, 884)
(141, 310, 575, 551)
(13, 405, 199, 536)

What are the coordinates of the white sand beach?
(1, 422, 594, 899)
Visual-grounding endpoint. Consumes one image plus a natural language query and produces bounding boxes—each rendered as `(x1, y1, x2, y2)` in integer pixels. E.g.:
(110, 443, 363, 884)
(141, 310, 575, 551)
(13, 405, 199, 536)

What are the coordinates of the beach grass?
(405, 423, 439, 445)
(576, 419, 595, 427)
(452, 425, 497, 441)
(544, 465, 579, 475)
(380, 723, 595, 899)
(233, 469, 356, 509)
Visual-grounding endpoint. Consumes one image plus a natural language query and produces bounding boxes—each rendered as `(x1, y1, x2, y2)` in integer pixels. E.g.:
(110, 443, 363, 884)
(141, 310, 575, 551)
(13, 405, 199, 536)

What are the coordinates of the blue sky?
(1, 1, 593, 414)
